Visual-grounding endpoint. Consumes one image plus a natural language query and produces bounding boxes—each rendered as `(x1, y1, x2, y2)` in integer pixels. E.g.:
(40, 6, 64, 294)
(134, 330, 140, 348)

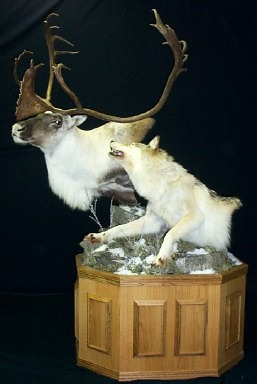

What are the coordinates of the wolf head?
(110, 135, 160, 164)
(109, 135, 161, 173)
(109, 135, 163, 197)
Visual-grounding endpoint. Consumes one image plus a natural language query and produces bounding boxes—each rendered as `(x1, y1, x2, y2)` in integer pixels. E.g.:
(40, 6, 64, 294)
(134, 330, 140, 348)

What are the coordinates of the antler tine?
(150, 9, 188, 69)
(53, 63, 83, 110)
(14, 50, 34, 86)
(147, 9, 188, 108)
(44, 13, 79, 102)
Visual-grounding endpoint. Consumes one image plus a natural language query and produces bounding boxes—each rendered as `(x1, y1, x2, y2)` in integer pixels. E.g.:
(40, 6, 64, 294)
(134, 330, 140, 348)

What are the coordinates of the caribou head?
(12, 112, 87, 151)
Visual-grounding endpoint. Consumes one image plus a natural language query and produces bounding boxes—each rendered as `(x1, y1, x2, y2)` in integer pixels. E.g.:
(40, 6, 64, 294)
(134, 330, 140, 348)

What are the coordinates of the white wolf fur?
(12, 112, 154, 210)
(86, 136, 242, 265)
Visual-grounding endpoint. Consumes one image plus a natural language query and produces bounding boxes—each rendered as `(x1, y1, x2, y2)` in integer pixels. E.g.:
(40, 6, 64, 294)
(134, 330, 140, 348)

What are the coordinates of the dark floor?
(0, 288, 256, 384)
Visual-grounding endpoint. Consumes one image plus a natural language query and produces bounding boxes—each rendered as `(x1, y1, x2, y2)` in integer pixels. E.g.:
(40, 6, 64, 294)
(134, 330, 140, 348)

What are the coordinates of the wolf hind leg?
(154, 212, 203, 265)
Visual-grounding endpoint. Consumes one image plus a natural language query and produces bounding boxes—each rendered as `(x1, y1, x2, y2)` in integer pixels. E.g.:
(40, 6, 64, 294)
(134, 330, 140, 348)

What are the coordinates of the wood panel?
(87, 294, 112, 354)
(175, 299, 207, 356)
(225, 291, 242, 349)
(133, 300, 166, 357)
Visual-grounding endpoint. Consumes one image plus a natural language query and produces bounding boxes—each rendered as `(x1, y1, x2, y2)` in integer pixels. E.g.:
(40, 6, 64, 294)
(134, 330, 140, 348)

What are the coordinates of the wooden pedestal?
(75, 255, 247, 381)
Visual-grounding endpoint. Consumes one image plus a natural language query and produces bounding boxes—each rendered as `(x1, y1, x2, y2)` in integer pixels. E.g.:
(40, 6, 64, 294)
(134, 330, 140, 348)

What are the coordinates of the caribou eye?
(53, 118, 62, 127)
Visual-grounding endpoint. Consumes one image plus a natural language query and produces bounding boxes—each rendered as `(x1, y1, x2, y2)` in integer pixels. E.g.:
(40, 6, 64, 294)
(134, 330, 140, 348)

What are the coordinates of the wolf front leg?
(154, 212, 204, 265)
(86, 210, 164, 244)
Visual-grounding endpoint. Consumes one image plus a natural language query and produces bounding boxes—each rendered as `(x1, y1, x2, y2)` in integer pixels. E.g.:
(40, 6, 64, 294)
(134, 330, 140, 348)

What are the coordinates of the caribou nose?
(12, 123, 24, 132)
(17, 126, 25, 132)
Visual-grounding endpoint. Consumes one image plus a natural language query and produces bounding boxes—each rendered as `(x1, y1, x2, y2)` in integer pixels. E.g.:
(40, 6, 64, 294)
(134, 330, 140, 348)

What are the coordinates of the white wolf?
(86, 136, 242, 265)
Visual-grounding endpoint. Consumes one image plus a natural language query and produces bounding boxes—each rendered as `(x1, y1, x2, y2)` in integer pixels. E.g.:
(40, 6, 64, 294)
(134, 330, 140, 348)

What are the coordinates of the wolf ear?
(149, 135, 160, 150)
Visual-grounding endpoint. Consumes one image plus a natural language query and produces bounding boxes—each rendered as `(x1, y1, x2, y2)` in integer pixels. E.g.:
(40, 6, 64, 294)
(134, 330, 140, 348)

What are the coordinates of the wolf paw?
(153, 256, 165, 266)
(85, 233, 103, 244)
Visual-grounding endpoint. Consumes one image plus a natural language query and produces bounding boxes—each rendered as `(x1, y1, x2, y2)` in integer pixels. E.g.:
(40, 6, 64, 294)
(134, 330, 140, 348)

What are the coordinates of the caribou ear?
(71, 115, 87, 126)
(149, 135, 160, 150)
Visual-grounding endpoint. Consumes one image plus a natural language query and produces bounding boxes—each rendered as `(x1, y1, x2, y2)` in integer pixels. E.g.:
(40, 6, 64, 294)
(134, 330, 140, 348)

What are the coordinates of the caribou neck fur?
(12, 111, 154, 210)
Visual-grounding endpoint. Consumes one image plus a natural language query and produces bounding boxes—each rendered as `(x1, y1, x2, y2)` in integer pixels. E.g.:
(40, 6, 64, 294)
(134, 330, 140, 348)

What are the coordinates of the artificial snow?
(190, 269, 215, 274)
(109, 247, 125, 258)
(92, 244, 108, 253)
(187, 248, 209, 255)
(227, 252, 242, 265)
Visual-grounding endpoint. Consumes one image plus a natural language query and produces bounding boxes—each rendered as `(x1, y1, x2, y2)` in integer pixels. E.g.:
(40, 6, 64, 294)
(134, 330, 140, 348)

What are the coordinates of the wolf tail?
(210, 189, 242, 213)
(225, 197, 242, 213)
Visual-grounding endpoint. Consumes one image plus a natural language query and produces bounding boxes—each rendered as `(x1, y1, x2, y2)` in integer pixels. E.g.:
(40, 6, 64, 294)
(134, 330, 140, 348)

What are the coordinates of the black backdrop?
(0, 0, 256, 293)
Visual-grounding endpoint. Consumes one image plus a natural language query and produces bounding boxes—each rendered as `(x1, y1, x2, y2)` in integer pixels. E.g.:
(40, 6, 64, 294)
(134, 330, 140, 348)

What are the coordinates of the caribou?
(12, 10, 187, 211)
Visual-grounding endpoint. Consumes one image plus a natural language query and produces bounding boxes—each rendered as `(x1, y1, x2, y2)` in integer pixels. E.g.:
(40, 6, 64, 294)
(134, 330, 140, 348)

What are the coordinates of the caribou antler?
(14, 14, 79, 120)
(43, 13, 79, 102)
(15, 9, 188, 122)
(14, 51, 60, 119)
